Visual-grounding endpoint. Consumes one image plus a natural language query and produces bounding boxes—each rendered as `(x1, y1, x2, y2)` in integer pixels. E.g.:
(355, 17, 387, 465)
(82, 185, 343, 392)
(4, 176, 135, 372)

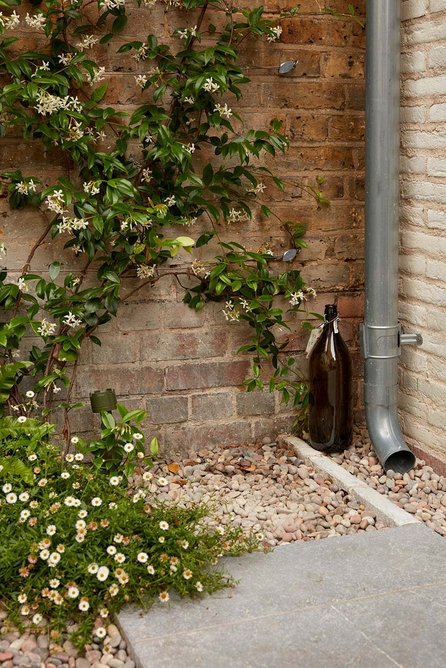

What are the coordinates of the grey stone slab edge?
(283, 435, 421, 528)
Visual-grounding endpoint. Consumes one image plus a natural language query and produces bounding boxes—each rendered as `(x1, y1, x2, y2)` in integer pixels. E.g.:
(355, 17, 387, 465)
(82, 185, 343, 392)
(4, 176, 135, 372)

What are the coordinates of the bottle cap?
(324, 304, 337, 320)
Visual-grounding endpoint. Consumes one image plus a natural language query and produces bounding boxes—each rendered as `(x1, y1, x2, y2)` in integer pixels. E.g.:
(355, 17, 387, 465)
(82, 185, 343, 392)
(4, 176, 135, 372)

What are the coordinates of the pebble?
(333, 425, 446, 539)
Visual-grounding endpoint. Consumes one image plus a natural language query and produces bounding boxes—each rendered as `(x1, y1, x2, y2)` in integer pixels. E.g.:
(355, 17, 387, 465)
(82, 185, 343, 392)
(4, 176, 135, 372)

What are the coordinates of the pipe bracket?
(400, 332, 423, 346)
(360, 323, 400, 359)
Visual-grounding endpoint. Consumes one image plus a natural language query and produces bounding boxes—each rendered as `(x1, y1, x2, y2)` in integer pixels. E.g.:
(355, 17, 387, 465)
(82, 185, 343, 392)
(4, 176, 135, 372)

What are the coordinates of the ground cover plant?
(0, 407, 257, 647)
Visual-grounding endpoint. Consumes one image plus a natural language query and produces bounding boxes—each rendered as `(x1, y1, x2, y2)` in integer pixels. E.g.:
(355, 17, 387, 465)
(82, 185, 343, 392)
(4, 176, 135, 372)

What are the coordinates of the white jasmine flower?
(63, 312, 82, 328)
(76, 35, 99, 51)
(136, 264, 155, 280)
(267, 25, 283, 42)
(58, 53, 73, 66)
(135, 74, 148, 89)
(164, 195, 176, 207)
(37, 319, 57, 337)
(202, 77, 219, 93)
(0, 10, 20, 30)
(214, 103, 233, 119)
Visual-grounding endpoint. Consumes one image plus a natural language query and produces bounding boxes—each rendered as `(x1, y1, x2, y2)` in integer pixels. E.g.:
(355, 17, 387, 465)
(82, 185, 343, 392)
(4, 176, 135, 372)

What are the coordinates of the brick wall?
(400, 0, 446, 462)
(1, 1, 366, 455)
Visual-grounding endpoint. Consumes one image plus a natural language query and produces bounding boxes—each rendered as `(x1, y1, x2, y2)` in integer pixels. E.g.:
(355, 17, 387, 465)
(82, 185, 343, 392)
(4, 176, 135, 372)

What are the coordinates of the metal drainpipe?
(361, 0, 422, 474)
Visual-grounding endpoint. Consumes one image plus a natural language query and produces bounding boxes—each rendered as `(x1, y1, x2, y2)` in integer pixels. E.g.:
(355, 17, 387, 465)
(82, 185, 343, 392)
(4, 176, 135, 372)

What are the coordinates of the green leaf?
(101, 411, 116, 430)
(48, 261, 60, 281)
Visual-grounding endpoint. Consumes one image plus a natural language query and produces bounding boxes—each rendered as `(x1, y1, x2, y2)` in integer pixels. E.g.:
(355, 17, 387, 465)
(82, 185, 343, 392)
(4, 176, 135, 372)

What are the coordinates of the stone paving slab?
(118, 523, 446, 668)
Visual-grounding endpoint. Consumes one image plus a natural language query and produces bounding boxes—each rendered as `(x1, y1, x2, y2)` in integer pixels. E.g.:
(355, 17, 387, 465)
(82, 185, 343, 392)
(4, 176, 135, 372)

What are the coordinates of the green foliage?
(0, 414, 257, 647)
(0, 0, 321, 426)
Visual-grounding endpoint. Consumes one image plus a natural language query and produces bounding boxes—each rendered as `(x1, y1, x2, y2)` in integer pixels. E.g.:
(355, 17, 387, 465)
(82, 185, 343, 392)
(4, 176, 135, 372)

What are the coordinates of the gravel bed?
(0, 620, 134, 668)
(147, 435, 387, 546)
(332, 425, 446, 539)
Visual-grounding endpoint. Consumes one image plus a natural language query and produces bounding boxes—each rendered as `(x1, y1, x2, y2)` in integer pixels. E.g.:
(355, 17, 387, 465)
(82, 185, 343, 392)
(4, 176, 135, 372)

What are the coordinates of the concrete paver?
(118, 523, 446, 668)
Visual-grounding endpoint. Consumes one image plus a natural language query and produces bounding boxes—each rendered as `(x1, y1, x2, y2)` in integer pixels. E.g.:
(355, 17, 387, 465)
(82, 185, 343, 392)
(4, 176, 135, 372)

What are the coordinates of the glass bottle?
(308, 304, 353, 452)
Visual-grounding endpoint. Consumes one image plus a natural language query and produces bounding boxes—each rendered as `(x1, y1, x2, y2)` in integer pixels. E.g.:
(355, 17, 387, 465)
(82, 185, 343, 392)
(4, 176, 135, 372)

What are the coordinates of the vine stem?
(21, 211, 53, 275)
(62, 356, 79, 455)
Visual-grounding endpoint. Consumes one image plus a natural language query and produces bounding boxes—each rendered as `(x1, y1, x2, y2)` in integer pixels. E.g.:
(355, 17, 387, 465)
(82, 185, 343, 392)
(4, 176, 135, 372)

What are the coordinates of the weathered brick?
(160, 420, 253, 453)
(236, 390, 276, 416)
(190, 392, 235, 421)
(76, 365, 164, 397)
(91, 333, 141, 364)
(141, 330, 229, 361)
(165, 361, 250, 391)
(146, 396, 188, 424)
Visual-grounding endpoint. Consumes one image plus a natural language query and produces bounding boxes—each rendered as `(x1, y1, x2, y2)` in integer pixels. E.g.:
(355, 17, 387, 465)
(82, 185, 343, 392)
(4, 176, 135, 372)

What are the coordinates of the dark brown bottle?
(308, 304, 352, 452)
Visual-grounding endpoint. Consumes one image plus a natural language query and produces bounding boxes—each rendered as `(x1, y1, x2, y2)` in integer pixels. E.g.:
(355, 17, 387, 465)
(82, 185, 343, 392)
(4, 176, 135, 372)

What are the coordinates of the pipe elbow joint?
(365, 403, 416, 474)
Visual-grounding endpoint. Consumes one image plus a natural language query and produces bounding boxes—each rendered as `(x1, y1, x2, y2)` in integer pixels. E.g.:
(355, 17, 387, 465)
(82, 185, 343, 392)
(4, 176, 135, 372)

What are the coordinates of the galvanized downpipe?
(361, 0, 422, 473)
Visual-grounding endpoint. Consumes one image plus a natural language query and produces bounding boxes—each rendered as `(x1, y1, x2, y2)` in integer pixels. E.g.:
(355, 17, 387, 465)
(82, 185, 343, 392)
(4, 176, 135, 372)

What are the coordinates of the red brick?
(263, 81, 345, 110)
(322, 51, 365, 79)
(281, 17, 360, 47)
(329, 114, 365, 141)
(337, 292, 365, 319)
